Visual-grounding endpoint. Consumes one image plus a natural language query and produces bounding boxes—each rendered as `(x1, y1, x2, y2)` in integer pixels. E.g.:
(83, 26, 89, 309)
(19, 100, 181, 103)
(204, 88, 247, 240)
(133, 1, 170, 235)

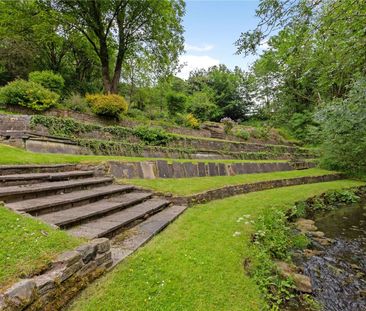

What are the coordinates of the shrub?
(187, 91, 220, 121)
(220, 117, 235, 134)
(86, 93, 128, 119)
(28, 70, 64, 94)
(64, 93, 89, 113)
(166, 91, 187, 115)
(184, 113, 200, 129)
(318, 76, 366, 174)
(234, 128, 250, 140)
(0, 79, 59, 111)
(133, 125, 172, 145)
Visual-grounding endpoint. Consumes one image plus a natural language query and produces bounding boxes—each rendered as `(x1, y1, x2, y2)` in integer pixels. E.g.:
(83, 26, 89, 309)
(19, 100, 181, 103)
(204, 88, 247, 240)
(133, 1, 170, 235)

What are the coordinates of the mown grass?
(120, 168, 340, 196)
(0, 205, 82, 290)
(69, 180, 364, 311)
(0, 143, 290, 165)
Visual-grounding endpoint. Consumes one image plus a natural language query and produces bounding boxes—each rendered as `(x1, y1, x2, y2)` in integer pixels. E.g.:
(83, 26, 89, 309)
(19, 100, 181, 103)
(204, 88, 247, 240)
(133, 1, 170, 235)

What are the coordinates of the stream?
(301, 201, 366, 311)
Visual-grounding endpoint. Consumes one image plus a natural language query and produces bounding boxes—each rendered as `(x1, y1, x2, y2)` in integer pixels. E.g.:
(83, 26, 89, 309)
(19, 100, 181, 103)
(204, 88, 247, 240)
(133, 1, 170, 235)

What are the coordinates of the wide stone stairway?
(0, 164, 186, 250)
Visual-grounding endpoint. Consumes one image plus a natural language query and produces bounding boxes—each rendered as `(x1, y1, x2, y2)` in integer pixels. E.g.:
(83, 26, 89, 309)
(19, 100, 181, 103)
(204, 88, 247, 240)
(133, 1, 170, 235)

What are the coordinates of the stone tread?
(67, 198, 170, 239)
(111, 205, 188, 264)
(39, 192, 153, 227)
(0, 176, 113, 199)
(0, 170, 94, 181)
(6, 184, 134, 212)
(0, 164, 76, 170)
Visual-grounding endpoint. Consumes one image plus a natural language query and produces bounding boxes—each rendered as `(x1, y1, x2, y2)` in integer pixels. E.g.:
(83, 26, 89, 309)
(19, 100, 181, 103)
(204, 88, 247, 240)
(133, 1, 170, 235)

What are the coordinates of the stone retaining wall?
(0, 115, 307, 156)
(170, 174, 344, 205)
(107, 160, 316, 179)
(0, 238, 112, 311)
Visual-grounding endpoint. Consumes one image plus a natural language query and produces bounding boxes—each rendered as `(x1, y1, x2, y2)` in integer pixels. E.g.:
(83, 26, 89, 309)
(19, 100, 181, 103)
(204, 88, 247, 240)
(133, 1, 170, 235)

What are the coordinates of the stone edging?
(0, 238, 112, 311)
(170, 174, 344, 205)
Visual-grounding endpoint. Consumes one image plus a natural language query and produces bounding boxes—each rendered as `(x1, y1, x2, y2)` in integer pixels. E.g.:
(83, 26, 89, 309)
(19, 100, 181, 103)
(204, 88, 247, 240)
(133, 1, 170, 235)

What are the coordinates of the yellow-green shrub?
(184, 113, 200, 129)
(0, 79, 59, 111)
(86, 94, 128, 119)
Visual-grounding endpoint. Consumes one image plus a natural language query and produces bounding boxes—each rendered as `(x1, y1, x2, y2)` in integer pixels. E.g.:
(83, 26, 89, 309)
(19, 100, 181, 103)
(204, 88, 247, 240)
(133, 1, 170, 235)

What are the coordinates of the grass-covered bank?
(120, 168, 339, 196)
(68, 180, 364, 311)
(0, 205, 82, 290)
(0, 143, 290, 165)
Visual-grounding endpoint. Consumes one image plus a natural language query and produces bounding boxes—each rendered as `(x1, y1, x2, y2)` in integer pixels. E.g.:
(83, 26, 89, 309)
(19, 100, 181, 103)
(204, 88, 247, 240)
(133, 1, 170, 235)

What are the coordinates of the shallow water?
(302, 202, 366, 311)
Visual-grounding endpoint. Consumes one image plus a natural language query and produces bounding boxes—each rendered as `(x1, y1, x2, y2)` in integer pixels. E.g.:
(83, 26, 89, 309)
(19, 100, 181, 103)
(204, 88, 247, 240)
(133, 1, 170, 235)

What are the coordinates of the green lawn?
(0, 205, 82, 290)
(120, 168, 340, 196)
(0, 143, 291, 165)
(69, 180, 364, 311)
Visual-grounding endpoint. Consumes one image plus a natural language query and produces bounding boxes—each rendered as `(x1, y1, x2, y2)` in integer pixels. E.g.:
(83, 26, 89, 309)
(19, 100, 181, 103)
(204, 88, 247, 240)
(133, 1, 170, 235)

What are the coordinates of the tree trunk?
(99, 37, 113, 93)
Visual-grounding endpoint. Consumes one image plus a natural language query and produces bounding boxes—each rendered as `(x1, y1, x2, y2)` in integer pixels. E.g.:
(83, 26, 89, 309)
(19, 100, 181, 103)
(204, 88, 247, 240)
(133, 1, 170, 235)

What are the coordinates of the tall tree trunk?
(99, 37, 112, 93)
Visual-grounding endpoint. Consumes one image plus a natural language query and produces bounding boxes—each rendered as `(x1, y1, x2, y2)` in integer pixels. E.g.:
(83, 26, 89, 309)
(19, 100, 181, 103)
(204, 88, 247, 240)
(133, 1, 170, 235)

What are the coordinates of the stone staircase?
(0, 165, 185, 243)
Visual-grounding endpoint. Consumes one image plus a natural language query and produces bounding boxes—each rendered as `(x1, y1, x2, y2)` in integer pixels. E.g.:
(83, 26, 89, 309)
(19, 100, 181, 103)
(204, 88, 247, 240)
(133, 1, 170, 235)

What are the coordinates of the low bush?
(133, 125, 172, 145)
(183, 113, 200, 129)
(220, 117, 235, 134)
(0, 79, 59, 111)
(86, 94, 128, 119)
(234, 128, 250, 140)
(250, 126, 270, 140)
(28, 70, 64, 94)
(64, 93, 90, 113)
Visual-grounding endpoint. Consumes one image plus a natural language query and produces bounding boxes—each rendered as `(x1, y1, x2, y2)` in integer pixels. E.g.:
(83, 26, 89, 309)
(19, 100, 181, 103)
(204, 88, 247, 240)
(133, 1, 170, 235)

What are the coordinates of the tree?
(44, 0, 185, 93)
(187, 65, 254, 121)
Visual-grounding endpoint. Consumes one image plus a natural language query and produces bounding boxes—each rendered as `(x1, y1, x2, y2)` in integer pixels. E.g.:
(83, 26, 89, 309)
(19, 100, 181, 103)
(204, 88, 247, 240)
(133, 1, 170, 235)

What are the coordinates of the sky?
(177, 0, 262, 79)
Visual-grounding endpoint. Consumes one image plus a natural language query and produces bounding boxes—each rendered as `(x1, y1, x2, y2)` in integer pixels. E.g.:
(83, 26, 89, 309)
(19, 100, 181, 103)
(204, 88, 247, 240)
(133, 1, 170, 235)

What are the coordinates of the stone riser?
(0, 164, 79, 176)
(0, 171, 95, 187)
(107, 160, 316, 179)
(0, 179, 113, 203)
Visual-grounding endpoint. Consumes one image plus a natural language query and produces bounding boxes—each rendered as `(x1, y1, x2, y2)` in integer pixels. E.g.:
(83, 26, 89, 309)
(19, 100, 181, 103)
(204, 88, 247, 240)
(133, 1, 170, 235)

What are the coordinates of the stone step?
(6, 184, 134, 214)
(0, 177, 114, 203)
(0, 170, 95, 186)
(39, 192, 153, 228)
(67, 198, 170, 239)
(0, 164, 78, 175)
(111, 205, 188, 265)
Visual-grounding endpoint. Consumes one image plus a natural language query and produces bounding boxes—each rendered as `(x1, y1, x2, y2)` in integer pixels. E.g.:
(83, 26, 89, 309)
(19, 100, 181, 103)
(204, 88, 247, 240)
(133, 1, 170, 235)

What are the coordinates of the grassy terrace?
(120, 168, 338, 196)
(69, 180, 364, 311)
(0, 143, 291, 165)
(0, 205, 82, 290)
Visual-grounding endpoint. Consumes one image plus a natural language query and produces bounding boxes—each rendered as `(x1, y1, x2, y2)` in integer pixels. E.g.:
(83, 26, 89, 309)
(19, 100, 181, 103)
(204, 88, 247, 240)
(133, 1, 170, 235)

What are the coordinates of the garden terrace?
(0, 114, 316, 161)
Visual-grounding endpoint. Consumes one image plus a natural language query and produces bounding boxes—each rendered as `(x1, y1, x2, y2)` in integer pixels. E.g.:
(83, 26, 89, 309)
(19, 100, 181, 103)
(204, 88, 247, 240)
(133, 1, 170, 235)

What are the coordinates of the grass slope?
(69, 180, 364, 311)
(0, 144, 288, 165)
(120, 168, 339, 195)
(0, 205, 82, 289)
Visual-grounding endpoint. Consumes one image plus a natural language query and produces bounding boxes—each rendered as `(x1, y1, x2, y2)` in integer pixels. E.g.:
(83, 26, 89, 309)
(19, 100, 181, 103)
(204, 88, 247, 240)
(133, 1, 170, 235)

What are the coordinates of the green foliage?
(187, 91, 220, 121)
(166, 91, 187, 115)
(220, 117, 236, 134)
(288, 112, 321, 144)
(133, 125, 172, 145)
(86, 94, 128, 119)
(64, 93, 90, 113)
(250, 127, 270, 140)
(28, 70, 64, 94)
(251, 207, 310, 307)
(319, 76, 366, 174)
(253, 209, 296, 260)
(234, 128, 250, 140)
(289, 188, 361, 219)
(0, 79, 59, 111)
(188, 65, 254, 121)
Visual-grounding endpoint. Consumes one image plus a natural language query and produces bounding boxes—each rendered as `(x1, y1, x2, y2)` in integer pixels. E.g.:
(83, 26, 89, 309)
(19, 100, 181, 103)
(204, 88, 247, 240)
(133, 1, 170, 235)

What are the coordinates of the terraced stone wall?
(107, 160, 315, 179)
